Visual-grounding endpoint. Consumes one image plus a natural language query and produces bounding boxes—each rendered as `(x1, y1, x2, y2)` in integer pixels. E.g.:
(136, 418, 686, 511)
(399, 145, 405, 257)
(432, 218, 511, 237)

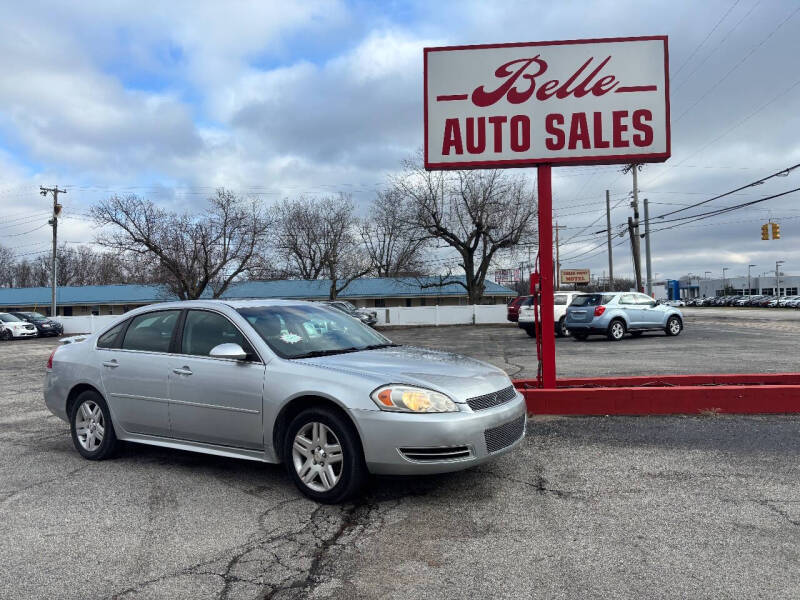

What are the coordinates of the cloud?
(0, 0, 799, 282)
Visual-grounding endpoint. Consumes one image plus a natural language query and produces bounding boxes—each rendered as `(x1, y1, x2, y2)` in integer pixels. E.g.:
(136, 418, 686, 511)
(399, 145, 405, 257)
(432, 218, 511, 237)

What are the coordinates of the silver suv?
(565, 292, 683, 341)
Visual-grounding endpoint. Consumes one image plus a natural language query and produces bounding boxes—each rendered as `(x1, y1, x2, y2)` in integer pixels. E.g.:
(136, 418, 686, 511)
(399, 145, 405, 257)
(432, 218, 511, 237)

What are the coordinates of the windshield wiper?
(290, 348, 361, 359)
(360, 343, 401, 351)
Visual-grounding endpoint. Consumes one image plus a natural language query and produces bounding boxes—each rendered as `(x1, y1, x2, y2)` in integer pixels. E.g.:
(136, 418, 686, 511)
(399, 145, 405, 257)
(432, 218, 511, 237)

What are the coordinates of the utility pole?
(605, 190, 614, 290)
(40, 186, 66, 318)
(776, 260, 784, 296)
(643, 197, 653, 296)
(626, 165, 643, 292)
(554, 222, 566, 290)
(748, 264, 756, 297)
(722, 267, 728, 294)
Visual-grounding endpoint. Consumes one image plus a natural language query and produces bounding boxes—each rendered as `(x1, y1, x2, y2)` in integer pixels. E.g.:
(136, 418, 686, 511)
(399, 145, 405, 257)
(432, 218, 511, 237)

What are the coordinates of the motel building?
(0, 277, 516, 317)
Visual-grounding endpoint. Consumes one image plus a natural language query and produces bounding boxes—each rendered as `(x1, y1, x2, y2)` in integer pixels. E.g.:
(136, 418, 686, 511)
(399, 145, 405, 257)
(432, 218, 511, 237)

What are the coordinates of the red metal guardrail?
(513, 373, 800, 415)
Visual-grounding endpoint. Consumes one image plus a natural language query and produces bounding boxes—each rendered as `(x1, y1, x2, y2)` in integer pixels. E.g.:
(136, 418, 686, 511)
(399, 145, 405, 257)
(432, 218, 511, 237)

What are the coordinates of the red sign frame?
(423, 36, 670, 170)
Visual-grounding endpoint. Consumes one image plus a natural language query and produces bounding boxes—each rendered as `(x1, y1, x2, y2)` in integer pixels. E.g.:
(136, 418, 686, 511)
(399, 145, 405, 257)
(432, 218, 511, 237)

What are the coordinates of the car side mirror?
(209, 343, 248, 361)
(649, 301, 658, 307)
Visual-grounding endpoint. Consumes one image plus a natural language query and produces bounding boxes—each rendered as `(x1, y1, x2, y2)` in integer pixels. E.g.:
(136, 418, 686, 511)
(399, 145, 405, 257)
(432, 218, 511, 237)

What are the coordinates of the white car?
(664, 299, 685, 307)
(0, 312, 38, 339)
(518, 291, 586, 337)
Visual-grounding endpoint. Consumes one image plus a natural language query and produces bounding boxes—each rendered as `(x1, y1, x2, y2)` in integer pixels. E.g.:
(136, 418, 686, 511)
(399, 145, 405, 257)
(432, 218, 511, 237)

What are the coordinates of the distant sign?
(424, 36, 670, 170)
(561, 269, 590, 284)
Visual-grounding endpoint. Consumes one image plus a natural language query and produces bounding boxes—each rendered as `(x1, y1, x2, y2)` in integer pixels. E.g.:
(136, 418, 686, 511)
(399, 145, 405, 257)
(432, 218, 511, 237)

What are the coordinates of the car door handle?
(102, 360, 119, 368)
(172, 367, 193, 376)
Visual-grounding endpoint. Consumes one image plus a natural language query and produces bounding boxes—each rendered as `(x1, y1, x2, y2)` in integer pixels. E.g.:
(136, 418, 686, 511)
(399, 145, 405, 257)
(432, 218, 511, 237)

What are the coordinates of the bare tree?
(273, 194, 372, 299)
(91, 189, 272, 299)
(393, 159, 537, 304)
(0, 245, 14, 288)
(360, 189, 428, 277)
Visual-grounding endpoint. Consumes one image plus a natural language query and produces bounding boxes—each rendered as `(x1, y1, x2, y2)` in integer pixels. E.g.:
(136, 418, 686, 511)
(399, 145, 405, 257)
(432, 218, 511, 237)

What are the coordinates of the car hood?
(297, 346, 512, 402)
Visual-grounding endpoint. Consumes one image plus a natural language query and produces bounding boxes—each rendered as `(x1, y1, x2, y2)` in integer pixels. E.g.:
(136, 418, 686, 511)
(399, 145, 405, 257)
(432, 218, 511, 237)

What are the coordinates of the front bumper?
(13, 329, 38, 338)
(353, 393, 527, 475)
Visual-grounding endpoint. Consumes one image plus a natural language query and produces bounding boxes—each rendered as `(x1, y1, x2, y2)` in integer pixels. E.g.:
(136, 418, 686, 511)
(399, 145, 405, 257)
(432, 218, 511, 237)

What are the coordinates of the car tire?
(607, 319, 626, 341)
(284, 407, 366, 504)
(0, 329, 11, 341)
(69, 390, 119, 460)
(571, 332, 588, 341)
(524, 327, 536, 338)
(665, 315, 682, 336)
(556, 318, 569, 338)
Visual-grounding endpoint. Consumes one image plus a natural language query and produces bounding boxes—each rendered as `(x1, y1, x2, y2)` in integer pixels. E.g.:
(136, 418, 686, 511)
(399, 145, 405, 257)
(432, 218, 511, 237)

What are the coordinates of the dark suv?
(10, 311, 64, 337)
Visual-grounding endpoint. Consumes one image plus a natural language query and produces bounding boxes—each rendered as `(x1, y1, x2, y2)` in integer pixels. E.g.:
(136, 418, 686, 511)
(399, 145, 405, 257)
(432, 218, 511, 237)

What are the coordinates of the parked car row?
(319, 300, 378, 326)
(512, 292, 684, 342)
(685, 295, 800, 308)
(0, 311, 63, 340)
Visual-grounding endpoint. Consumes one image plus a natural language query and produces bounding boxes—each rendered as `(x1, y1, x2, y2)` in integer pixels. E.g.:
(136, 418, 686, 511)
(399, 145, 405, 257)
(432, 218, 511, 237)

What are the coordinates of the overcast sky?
(1, 0, 799, 283)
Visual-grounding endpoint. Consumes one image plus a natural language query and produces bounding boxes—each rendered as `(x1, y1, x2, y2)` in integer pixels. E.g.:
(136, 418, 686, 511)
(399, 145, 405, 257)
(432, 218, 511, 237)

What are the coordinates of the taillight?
(46, 348, 57, 370)
(594, 305, 606, 317)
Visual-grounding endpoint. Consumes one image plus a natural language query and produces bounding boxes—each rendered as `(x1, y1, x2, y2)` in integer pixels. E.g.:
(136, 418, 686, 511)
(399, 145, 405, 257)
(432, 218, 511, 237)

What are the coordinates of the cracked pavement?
(2, 312, 800, 599)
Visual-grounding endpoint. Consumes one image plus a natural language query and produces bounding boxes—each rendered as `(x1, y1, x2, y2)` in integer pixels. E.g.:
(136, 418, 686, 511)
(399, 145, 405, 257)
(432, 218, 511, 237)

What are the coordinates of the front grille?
(484, 415, 526, 454)
(399, 446, 472, 462)
(467, 385, 517, 411)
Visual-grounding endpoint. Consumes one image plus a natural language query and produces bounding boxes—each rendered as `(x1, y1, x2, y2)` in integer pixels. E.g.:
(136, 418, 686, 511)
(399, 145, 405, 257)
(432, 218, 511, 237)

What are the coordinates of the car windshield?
(571, 294, 615, 307)
(238, 304, 396, 359)
(0, 313, 22, 323)
(21, 312, 47, 321)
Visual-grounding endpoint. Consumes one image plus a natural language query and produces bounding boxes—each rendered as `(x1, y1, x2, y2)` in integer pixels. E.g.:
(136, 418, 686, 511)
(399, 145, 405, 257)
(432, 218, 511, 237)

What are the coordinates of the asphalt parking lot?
(2, 309, 799, 599)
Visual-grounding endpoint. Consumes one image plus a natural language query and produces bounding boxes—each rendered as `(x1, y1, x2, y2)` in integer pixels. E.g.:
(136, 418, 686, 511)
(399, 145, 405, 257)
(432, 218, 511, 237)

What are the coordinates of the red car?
(507, 296, 531, 322)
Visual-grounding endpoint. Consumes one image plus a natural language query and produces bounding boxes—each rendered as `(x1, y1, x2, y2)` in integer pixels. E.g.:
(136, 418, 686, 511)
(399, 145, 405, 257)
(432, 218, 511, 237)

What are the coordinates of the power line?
(671, 0, 742, 82)
(654, 163, 800, 219)
(673, 4, 800, 124)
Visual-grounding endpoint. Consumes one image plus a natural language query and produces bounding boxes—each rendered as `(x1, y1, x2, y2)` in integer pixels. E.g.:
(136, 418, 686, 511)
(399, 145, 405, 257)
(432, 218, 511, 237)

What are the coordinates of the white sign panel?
(424, 36, 670, 170)
(561, 269, 591, 284)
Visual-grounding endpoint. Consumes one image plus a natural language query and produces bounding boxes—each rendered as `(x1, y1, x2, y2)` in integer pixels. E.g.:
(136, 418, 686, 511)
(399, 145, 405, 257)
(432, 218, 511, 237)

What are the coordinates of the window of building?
(405, 298, 412, 307)
(122, 310, 180, 353)
(374, 299, 386, 308)
(420, 298, 426, 306)
(761, 288, 773, 295)
(786, 288, 798, 296)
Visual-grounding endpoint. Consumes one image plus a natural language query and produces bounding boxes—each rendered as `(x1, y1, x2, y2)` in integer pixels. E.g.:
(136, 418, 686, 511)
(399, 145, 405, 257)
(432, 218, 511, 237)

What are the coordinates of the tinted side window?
(122, 311, 179, 353)
(182, 310, 252, 357)
(553, 295, 567, 305)
(97, 321, 127, 349)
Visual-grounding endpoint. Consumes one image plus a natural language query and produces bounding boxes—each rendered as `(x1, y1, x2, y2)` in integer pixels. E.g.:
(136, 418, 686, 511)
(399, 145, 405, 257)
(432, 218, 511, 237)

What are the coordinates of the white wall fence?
(54, 305, 509, 334)
(55, 315, 119, 335)
(376, 304, 508, 326)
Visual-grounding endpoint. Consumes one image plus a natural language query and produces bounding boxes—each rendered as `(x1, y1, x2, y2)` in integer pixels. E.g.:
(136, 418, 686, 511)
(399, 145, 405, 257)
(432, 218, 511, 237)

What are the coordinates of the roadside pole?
(606, 190, 614, 289)
(644, 197, 653, 296)
(40, 186, 66, 318)
(537, 165, 556, 389)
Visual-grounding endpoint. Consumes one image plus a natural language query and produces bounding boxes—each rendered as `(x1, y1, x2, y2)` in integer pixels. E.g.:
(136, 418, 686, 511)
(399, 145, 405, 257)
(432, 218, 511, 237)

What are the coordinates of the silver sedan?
(45, 300, 526, 502)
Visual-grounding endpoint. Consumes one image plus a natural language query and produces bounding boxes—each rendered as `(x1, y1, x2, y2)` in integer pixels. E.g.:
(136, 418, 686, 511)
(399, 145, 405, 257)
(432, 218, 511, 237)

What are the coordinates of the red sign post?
(424, 36, 670, 388)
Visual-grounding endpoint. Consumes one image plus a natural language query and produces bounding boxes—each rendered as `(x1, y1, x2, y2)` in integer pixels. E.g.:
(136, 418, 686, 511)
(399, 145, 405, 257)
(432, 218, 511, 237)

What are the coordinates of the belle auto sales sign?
(424, 36, 670, 169)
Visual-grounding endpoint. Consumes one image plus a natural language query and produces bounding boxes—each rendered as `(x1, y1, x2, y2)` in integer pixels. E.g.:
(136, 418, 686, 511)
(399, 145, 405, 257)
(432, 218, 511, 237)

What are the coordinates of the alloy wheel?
(669, 318, 681, 335)
(74, 400, 105, 452)
(610, 321, 625, 340)
(292, 422, 344, 492)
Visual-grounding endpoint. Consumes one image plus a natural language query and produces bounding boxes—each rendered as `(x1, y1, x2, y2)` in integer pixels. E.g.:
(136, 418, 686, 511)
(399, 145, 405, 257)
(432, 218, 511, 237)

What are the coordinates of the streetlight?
(776, 260, 785, 296)
(748, 264, 756, 296)
(722, 267, 729, 295)
(704, 271, 712, 279)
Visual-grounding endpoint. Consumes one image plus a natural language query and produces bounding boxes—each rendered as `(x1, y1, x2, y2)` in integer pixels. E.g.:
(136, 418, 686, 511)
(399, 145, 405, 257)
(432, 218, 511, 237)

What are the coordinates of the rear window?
(571, 294, 615, 307)
(554, 295, 568, 305)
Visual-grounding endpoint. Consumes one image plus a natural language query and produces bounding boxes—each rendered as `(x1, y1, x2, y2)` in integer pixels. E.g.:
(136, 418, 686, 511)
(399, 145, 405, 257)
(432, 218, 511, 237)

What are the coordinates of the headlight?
(371, 385, 458, 413)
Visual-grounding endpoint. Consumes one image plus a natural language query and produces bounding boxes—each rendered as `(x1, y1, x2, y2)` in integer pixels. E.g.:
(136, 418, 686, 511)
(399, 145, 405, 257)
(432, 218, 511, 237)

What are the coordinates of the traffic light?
(772, 222, 780, 239)
(761, 223, 769, 240)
